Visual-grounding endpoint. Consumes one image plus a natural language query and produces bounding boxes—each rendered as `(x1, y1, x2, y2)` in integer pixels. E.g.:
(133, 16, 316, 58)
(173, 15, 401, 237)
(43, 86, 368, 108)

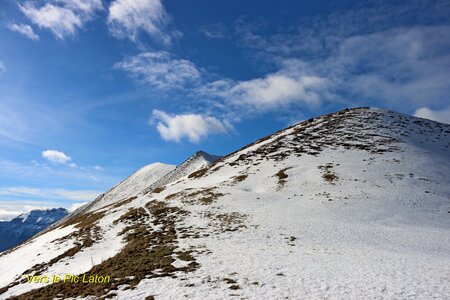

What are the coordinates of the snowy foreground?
(0, 108, 449, 299)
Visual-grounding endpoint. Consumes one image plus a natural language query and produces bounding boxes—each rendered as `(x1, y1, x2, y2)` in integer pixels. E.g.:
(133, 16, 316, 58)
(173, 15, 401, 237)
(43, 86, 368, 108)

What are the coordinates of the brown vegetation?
(11, 200, 198, 299)
(188, 168, 208, 179)
(318, 164, 338, 184)
(275, 168, 291, 189)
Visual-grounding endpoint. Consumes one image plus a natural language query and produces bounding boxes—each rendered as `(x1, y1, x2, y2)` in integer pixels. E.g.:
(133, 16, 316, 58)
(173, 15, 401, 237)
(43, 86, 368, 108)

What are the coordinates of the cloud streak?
(7, 23, 39, 40)
(199, 23, 229, 39)
(0, 186, 101, 201)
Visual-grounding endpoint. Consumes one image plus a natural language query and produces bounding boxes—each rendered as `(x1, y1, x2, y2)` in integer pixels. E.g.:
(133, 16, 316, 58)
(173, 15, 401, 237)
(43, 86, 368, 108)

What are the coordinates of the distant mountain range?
(0, 208, 68, 252)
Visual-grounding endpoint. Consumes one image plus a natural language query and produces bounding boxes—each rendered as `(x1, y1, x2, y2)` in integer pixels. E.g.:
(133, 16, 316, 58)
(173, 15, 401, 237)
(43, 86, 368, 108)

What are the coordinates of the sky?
(0, 0, 449, 220)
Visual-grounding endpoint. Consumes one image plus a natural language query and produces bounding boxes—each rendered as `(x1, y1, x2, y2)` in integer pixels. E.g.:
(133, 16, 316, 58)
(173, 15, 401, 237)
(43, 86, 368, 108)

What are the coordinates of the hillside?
(0, 107, 449, 299)
(0, 208, 68, 252)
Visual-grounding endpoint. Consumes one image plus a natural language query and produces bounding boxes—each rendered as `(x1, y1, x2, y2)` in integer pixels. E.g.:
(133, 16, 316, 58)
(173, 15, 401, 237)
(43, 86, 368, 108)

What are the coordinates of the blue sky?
(0, 0, 449, 219)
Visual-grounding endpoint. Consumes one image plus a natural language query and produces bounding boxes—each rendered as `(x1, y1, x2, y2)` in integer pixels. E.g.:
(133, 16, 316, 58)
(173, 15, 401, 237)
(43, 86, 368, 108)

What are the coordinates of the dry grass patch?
(318, 164, 338, 184)
(152, 186, 165, 193)
(62, 210, 106, 229)
(204, 212, 247, 232)
(165, 188, 224, 205)
(182, 188, 225, 205)
(145, 186, 165, 195)
(112, 196, 137, 209)
(165, 191, 185, 201)
(188, 168, 208, 179)
(11, 201, 198, 299)
(231, 174, 248, 184)
(275, 168, 291, 189)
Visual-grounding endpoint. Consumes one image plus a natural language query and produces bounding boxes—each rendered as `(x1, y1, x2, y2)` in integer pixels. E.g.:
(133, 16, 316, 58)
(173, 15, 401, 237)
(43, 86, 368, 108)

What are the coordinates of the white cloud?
(68, 202, 88, 213)
(151, 110, 231, 143)
(19, 0, 102, 39)
(108, 0, 175, 44)
(42, 149, 72, 164)
(203, 73, 326, 109)
(0, 61, 5, 75)
(0, 200, 81, 221)
(94, 165, 104, 171)
(7, 23, 39, 40)
(0, 201, 64, 221)
(0, 208, 23, 221)
(115, 51, 201, 89)
(414, 106, 450, 124)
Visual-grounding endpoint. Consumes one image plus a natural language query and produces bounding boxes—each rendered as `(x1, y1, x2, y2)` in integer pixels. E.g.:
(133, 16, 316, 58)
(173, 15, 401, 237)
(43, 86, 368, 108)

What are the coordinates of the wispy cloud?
(18, 0, 103, 40)
(0, 61, 5, 75)
(0, 158, 117, 186)
(0, 102, 33, 143)
(107, 0, 179, 44)
(234, 1, 450, 61)
(114, 51, 201, 89)
(0, 186, 101, 201)
(151, 110, 232, 143)
(7, 23, 39, 40)
(199, 23, 229, 39)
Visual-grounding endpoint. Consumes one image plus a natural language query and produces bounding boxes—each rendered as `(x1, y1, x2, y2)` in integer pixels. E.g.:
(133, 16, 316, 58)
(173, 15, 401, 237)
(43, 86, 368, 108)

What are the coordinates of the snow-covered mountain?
(74, 151, 220, 215)
(0, 208, 68, 252)
(0, 108, 449, 299)
(81, 162, 177, 213)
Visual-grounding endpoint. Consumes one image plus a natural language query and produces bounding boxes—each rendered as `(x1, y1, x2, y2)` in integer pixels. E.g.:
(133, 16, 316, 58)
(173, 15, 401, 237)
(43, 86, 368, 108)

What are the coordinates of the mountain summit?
(0, 108, 449, 299)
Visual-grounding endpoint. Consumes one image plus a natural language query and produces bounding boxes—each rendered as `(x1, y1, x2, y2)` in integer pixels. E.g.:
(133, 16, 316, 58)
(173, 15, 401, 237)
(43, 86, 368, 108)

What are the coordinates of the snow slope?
(83, 162, 176, 212)
(0, 108, 449, 299)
